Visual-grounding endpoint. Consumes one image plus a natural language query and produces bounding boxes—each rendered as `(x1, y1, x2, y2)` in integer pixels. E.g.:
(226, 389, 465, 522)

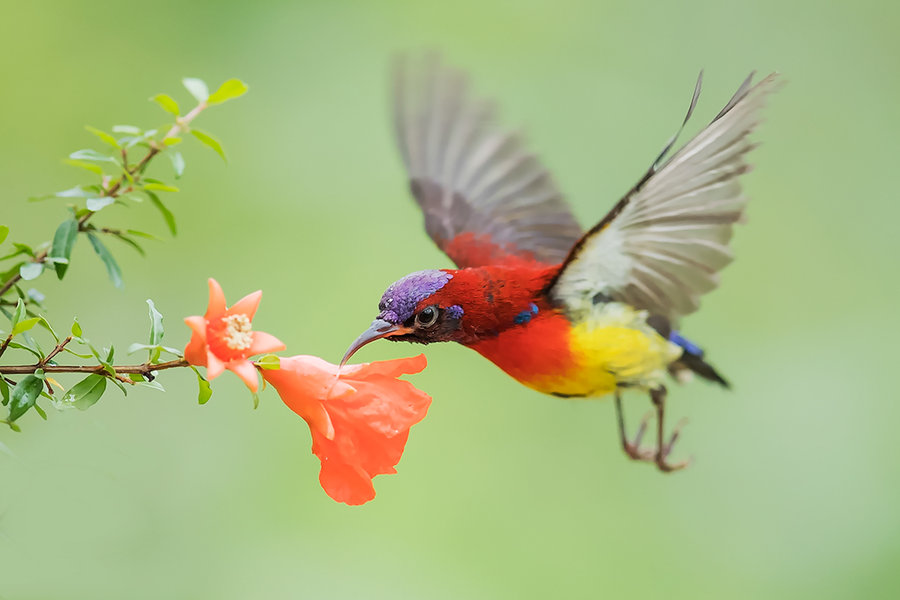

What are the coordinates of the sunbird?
(342, 55, 779, 471)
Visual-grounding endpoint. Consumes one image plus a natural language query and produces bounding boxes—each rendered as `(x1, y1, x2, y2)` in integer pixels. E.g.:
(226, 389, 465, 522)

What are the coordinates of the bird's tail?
(667, 331, 730, 388)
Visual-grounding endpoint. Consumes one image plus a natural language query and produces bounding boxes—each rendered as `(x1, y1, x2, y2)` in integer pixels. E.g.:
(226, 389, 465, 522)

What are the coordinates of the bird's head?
(341, 270, 467, 364)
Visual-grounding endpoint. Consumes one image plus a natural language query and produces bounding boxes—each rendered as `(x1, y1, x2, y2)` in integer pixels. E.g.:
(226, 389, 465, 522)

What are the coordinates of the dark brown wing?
(392, 54, 582, 268)
(549, 72, 781, 321)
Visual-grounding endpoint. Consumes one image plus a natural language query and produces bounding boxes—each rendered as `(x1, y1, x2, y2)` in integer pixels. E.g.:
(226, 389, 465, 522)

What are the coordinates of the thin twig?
(0, 358, 190, 378)
(40, 336, 72, 366)
(0, 334, 12, 359)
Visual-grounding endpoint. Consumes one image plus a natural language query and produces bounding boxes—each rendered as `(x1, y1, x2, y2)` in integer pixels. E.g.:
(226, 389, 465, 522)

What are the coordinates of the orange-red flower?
(184, 278, 285, 391)
(261, 354, 432, 505)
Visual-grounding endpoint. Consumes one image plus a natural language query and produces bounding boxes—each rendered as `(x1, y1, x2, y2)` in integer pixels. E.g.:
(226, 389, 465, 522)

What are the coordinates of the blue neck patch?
(378, 270, 453, 324)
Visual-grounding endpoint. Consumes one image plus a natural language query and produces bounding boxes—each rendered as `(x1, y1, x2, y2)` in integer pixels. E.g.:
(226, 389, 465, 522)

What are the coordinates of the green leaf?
(207, 79, 248, 105)
(64, 159, 104, 175)
(162, 137, 182, 147)
(145, 191, 177, 236)
(35, 315, 59, 343)
(191, 366, 212, 405)
(71, 317, 82, 337)
(69, 149, 118, 164)
(142, 182, 179, 193)
(85, 126, 120, 148)
(8, 375, 43, 421)
(33, 402, 47, 420)
(86, 197, 115, 211)
(7, 341, 42, 360)
(125, 229, 160, 241)
(256, 354, 280, 370)
(251, 391, 259, 410)
(11, 299, 25, 327)
(147, 299, 164, 346)
(0, 377, 8, 406)
(190, 129, 226, 161)
(0, 225, 8, 244)
(11, 317, 41, 336)
(49, 218, 78, 279)
(60, 374, 107, 410)
(182, 77, 209, 102)
(87, 232, 123, 288)
(109, 233, 145, 256)
(151, 93, 180, 115)
(19, 262, 43, 281)
(112, 124, 141, 135)
(169, 151, 185, 179)
(13, 243, 34, 257)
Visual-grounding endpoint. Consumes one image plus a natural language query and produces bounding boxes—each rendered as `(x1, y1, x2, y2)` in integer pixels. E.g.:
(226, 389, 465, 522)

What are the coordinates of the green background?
(1, 0, 898, 597)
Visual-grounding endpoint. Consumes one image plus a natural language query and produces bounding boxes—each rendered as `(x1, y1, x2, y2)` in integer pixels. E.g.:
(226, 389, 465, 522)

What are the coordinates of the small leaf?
(33, 403, 47, 420)
(0, 225, 8, 244)
(0, 377, 9, 405)
(251, 391, 259, 410)
(57, 186, 94, 198)
(87, 233, 123, 288)
(11, 317, 41, 336)
(190, 129, 226, 161)
(71, 317, 82, 337)
(207, 79, 248, 105)
(60, 374, 107, 410)
(169, 151, 185, 179)
(162, 137, 182, 147)
(63, 159, 105, 175)
(112, 124, 141, 135)
(151, 93, 180, 115)
(69, 149, 118, 164)
(86, 197, 115, 211)
(49, 218, 78, 279)
(36, 316, 59, 343)
(125, 229, 160, 240)
(8, 375, 43, 421)
(11, 299, 25, 327)
(190, 366, 213, 405)
(145, 191, 177, 236)
(182, 77, 209, 102)
(147, 299, 164, 346)
(140, 380, 165, 392)
(19, 262, 43, 281)
(13, 243, 35, 257)
(85, 126, 120, 148)
(142, 182, 179, 193)
(256, 354, 281, 370)
(110, 233, 144, 256)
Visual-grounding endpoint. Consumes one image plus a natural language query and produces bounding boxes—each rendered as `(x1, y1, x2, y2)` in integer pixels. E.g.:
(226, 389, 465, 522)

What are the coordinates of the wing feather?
(550, 72, 780, 320)
(392, 54, 582, 267)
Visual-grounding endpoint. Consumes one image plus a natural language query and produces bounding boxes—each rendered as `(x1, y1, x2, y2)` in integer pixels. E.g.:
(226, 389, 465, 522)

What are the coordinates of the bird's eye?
(415, 305, 439, 328)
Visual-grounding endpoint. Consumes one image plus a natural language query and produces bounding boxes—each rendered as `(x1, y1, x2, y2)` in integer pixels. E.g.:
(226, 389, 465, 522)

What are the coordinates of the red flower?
(261, 354, 432, 505)
(184, 278, 285, 391)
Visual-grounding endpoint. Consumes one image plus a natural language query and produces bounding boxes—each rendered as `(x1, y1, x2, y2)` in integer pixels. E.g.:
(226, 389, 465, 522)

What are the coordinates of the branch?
(0, 101, 208, 298)
(0, 358, 189, 379)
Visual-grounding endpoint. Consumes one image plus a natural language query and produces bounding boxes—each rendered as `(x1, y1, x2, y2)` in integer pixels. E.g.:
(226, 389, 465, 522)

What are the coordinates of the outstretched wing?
(392, 54, 583, 268)
(549, 72, 781, 321)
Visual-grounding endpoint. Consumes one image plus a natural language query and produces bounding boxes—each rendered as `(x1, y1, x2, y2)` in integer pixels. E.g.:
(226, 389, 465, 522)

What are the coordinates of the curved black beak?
(341, 318, 411, 366)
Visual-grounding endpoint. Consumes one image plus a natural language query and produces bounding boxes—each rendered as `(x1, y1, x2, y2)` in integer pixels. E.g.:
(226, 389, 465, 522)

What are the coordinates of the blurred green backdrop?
(1, 0, 898, 598)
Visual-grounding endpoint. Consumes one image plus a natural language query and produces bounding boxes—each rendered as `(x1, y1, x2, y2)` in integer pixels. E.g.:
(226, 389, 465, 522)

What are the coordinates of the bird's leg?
(615, 390, 654, 462)
(649, 386, 691, 472)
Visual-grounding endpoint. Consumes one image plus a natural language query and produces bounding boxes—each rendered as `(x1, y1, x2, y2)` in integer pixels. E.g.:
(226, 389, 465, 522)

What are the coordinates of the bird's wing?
(392, 54, 583, 268)
(549, 72, 780, 321)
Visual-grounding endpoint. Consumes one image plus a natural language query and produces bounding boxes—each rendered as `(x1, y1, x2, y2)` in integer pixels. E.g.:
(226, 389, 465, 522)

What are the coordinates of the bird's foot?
(621, 410, 656, 462)
(653, 417, 691, 472)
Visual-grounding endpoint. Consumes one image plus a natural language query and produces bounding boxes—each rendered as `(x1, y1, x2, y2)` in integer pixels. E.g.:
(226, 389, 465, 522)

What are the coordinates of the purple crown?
(378, 270, 453, 324)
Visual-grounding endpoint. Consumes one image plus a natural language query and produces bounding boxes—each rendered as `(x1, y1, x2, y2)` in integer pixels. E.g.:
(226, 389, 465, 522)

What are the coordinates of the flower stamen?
(222, 314, 253, 350)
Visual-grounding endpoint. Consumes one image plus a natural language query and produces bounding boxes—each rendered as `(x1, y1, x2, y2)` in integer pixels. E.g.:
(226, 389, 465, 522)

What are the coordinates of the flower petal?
(340, 354, 427, 380)
(248, 331, 286, 356)
(183, 316, 208, 367)
(227, 290, 262, 320)
(262, 356, 338, 439)
(206, 352, 226, 380)
(205, 278, 227, 319)
(228, 359, 259, 392)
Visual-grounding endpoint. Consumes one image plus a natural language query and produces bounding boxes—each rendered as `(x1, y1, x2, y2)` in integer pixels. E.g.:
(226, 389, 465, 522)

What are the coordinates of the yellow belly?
(526, 305, 681, 398)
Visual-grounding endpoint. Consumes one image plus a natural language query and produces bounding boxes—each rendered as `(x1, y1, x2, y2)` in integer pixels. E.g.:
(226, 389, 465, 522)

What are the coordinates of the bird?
(341, 54, 779, 472)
